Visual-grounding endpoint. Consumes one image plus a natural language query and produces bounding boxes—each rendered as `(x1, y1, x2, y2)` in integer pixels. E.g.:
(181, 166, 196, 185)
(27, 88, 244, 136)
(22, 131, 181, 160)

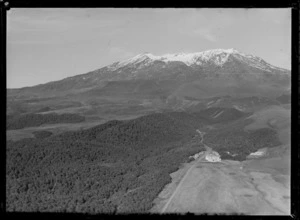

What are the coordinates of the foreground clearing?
(152, 153, 290, 215)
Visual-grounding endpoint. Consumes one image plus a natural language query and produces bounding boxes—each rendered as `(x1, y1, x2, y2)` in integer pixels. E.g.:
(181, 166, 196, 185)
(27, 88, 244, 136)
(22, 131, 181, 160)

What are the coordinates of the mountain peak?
(107, 48, 287, 73)
(107, 53, 159, 70)
(203, 48, 240, 54)
(134, 52, 158, 60)
(159, 48, 244, 66)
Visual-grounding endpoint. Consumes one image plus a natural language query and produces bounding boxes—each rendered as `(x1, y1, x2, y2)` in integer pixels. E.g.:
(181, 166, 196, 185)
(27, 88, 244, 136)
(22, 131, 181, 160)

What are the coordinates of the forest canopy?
(7, 113, 85, 130)
(6, 109, 281, 213)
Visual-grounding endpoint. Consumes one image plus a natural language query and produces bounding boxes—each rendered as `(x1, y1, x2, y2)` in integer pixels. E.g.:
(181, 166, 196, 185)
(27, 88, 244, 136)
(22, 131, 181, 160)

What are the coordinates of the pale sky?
(7, 8, 291, 88)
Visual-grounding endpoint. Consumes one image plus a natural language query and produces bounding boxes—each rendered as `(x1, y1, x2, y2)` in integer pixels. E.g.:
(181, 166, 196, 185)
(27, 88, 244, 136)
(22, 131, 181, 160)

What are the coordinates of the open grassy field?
(151, 104, 291, 215)
(152, 159, 290, 215)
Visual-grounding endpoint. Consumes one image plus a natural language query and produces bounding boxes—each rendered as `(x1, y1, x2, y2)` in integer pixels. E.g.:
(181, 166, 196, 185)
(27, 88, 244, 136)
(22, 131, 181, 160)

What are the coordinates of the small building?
(248, 148, 267, 158)
(205, 151, 221, 162)
(249, 151, 264, 156)
(189, 151, 204, 160)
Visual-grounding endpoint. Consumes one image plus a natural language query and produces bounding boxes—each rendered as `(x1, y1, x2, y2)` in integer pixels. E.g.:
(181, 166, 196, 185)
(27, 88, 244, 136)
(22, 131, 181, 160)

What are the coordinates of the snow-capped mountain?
(107, 49, 288, 73)
(8, 48, 290, 101)
(7, 48, 291, 118)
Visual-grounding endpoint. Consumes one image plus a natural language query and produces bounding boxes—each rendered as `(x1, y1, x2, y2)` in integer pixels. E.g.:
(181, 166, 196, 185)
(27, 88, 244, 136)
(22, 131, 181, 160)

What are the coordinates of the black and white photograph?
(6, 8, 292, 215)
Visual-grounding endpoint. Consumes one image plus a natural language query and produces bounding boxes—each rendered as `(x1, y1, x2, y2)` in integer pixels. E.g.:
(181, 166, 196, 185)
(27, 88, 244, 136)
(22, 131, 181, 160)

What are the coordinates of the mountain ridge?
(8, 48, 289, 92)
(107, 48, 289, 72)
(7, 48, 290, 116)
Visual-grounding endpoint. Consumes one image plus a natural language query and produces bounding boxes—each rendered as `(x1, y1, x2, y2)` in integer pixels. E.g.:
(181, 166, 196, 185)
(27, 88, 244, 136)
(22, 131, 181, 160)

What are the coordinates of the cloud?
(8, 9, 127, 33)
(7, 8, 127, 45)
(192, 28, 217, 42)
(107, 47, 135, 61)
(177, 25, 218, 42)
(257, 9, 291, 25)
(175, 9, 235, 42)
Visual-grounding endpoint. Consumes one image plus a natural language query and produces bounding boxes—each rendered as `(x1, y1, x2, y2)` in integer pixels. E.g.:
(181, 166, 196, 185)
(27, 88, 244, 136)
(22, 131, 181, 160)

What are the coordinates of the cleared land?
(152, 105, 290, 215)
(6, 104, 290, 214)
(153, 158, 290, 215)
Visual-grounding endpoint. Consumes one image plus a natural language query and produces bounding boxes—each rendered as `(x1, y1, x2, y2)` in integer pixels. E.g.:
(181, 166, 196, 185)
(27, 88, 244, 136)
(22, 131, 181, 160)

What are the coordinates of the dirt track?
(153, 158, 290, 215)
(152, 116, 290, 215)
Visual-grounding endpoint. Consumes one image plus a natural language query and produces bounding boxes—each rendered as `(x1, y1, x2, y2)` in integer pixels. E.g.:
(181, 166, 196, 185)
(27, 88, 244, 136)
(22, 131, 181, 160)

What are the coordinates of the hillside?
(6, 112, 205, 213)
(6, 48, 290, 213)
(6, 109, 283, 213)
(192, 107, 251, 124)
(7, 49, 290, 98)
(6, 52, 290, 129)
(6, 49, 290, 122)
(7, 113, 85, 130)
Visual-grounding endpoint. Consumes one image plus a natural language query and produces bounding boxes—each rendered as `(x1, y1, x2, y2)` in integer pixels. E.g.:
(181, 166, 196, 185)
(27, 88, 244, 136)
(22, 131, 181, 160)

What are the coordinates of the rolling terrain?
(6, 49, 291, 214)
(6, 106, 288, 213)
(6, 112, 206, 212)
(7, 49, 290, 120)
(152, 104, 290, 215)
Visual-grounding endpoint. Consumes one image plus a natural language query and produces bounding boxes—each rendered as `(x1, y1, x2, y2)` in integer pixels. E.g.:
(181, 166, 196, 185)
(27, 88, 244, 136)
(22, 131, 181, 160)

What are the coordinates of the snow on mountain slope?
(7, 48, 290, 100)
(107, 48, 287, 73)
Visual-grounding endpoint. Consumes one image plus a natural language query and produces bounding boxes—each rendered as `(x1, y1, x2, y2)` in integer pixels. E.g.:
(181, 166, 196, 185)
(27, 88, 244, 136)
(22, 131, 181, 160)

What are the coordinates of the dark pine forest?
(6, 110, 281, 213)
